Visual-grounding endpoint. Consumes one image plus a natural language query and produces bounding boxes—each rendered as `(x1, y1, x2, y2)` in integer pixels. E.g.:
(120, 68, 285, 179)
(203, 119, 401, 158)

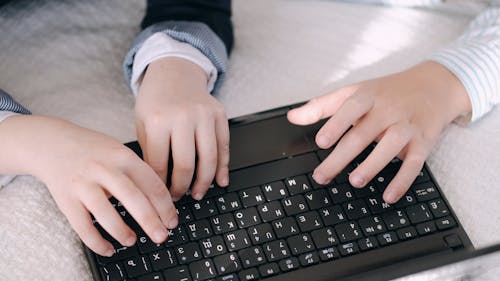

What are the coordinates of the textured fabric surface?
(0, 0, 499, 280)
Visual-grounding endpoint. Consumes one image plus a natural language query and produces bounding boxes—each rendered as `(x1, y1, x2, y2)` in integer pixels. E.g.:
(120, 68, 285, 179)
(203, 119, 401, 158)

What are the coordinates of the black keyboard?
(93, 145, 458, 281)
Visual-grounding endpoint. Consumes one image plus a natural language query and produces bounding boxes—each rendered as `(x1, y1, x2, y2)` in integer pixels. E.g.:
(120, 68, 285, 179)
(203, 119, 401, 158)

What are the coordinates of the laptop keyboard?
(94, 145, 458, 281)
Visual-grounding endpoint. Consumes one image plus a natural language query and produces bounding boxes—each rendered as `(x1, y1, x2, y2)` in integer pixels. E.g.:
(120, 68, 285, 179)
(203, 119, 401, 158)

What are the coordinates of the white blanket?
(0, 0, 499, 280)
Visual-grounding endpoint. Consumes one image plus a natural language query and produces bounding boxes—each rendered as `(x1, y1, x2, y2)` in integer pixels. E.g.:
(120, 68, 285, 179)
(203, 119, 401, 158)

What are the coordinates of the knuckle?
(152, 185, 169, 199)
(174, 160, 194, 174)
(145, 110, 167, 128)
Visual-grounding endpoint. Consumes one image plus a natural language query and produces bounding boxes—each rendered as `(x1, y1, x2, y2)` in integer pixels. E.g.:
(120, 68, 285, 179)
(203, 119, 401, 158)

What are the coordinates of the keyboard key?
(428, 199, 450, 218)
(435, 216, 456, 230)
(199, 236, 227, 258)
(214, 252, 241, 274)
(358, 237, 379, 251)
(319, 206, 347, 226)
(335, 222, 362, 242)
(259, 262, 280, 277)
(382, 210, 410, 230)
(334, 165, 354, 184)
(248, 223, 275, 245)
(339, 242, 359, 256)
(358, 216, 386, 236)
(285, 175, 313, 195)
(175, 242, 203, 264)
(149, 248, 177, 271)
(318, 247, 340, 261)
(191, 199, 219, 220)
(304, 189, 331, 210)
(216, 274, 239, 281)
(406, 203, 433, 224)
(138, 272, 164, 281)
(163, 266, 191, 281)
(287, 234, 315, 255)
(416, 221, 437, 235)
(311, 227, 338, 249)
(329, 184, 355, 204)
(377, 232, 398, 246)
(279, 257, 300, 272)
(353, 183, 378, 198)
(282, 195, 309, 216)
(257, 201, 285, 222)
(211, 214, 238, 234)
(239, 268, 260, 281)
(123, 256, 152, 278)
(239, 187, 266, 207)
(189, 259, 217, 281)
(343, 199, 370, 220)
(215, 193, 242, 213)
(299, 251, 320, 266)
(272, 217, 300, 238)
(165, 226, 189, 247)
(261, 181, 288, 201)
(366, 196, 392, 214)
(224, 229, 252, 251)
(239, 246, 267, 268)
(177, 204, 194, 224)
(234, 207, 261, 228)
(186, 220, 213, 240)
(100, 263, 125, 281)
(397, 226, 418, 240)
(263, 240, 291, 261)
(296, 211, 323, 232)
(413, 182, 440, 202)
(394, 192, 417, 208)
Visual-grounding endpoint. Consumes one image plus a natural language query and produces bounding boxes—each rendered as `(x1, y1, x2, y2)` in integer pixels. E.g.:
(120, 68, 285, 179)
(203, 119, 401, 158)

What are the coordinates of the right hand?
(0, 115, 178, 257)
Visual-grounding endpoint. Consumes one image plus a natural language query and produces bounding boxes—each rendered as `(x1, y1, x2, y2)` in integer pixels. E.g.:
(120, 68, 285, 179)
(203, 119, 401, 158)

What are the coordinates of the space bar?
(227, 153, 320, 192)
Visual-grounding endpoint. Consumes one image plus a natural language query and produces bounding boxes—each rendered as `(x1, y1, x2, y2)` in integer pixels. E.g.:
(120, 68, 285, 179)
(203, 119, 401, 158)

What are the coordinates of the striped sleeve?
(0, 89, 30, 115)
(429, 5, 500, 123)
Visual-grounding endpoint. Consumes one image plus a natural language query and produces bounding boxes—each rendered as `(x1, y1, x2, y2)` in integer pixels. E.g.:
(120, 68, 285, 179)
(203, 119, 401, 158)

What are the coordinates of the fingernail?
(167, 216, 178, 230)
(192, 192, 204, 201)
(124, 235, 136, 247)
(105, 248, 115, 257)
(317, 134, 330, 148)
(312, 172, 328, 185)
(153, 227, 167, 243)
(350, 174, 365, 187)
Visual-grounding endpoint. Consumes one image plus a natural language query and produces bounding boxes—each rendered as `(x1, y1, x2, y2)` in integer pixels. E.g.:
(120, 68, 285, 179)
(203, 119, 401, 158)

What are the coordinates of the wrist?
(407, 61, 472, 123)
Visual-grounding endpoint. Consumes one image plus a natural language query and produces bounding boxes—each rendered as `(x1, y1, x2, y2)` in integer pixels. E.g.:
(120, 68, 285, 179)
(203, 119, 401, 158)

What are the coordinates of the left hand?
(135, 57, 230, 202)
(287, 61, 471, 203)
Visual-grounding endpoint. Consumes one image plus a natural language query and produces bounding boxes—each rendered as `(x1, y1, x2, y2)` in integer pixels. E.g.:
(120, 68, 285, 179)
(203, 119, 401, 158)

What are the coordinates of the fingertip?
(383, 189, 399, 204)
(316, 134, 331, 149)
(349, 173, 366, 188)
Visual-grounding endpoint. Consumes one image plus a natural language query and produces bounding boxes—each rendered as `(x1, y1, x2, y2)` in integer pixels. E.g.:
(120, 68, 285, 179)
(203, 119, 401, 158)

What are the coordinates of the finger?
(383, 143, 429, 204)
(136, 119, 148, 164)
(315, 92, 375, 149)
(214, 112, 230, 187)
(313, 110, 381, 185)
(126, 158, 178, 230)
(81, 187, 136, 247)
(191, 120, 218, 200)
(58, 199, 115, 257)
(349, 122, 413, 188)
(142, 123, 171, 183)
(98, 167, 168, 244)
(170, 124, 196, 201)
(287, 84, 360, 125)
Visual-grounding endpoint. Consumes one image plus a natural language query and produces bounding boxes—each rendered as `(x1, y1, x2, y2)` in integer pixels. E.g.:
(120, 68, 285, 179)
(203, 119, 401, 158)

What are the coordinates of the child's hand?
(288, 61, 471, 204)
(0, 115, 178, 257)
(135, 57, 229, 202)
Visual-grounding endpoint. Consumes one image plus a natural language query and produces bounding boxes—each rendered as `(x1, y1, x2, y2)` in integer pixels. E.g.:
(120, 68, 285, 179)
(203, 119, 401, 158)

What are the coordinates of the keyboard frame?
(83, 102, 473, 281)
